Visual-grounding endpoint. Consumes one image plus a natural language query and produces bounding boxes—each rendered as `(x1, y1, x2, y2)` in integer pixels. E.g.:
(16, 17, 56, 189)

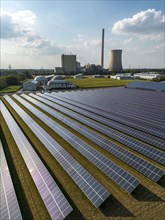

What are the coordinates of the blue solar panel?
(14, 94, 140, 194)
(35, 93, 165, 166)
(4, 95, 110, 208)
(1, 101, 73, 220)
(23, 93, 164, 183)
(0, 139, 22, 220)
(126, 81, 165, 91)
(48, 95, 164, 150)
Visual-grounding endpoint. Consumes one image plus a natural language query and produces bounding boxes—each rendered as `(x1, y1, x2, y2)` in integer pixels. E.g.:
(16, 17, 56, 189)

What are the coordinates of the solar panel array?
(1, 101, 73, 220)
(126, 81, 165, 91)
(0, 139, 22, 220)
(13, 94, 140, 194)
(34, 93, 165, 166)
(51, 95, 164, 150)
(54, 89, 165, 139)
(19, 94, 164, 183)
(4, 95, 110, 208)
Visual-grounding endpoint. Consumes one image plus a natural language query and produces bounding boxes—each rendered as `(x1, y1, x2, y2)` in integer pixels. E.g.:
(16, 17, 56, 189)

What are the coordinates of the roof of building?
(47, 80, 68, 86)
(34, 75, 47, 81)
(52, 75, 64, 80)
(24, 80, 39, 84)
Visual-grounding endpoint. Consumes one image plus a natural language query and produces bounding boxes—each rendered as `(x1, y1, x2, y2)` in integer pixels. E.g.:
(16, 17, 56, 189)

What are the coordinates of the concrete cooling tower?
(108, 50, 123, 72)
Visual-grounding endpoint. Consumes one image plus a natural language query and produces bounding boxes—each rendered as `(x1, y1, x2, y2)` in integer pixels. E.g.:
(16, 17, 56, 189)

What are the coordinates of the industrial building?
(108, 50, 123, 72)
(61, 54, 77, 73)
(134, 73, 160, 80)
(46, 75, 75, 89)
(34, 75, 48, 86)
(110, 73, 133, 80)
(23, 80, 39, 91)
(74, 73, 83, 79)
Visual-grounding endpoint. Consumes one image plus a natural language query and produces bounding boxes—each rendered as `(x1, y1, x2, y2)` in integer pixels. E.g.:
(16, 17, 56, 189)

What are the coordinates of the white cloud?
(0, 9, 36, 38)
(112, 9, 165, 39)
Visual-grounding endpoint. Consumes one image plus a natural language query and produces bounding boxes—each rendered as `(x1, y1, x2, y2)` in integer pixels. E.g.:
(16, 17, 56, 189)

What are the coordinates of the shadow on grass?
(0, 129, 34, 220)
(158, 175, 165, 189)
(132, 184, 164, 202)
(99, 195, 134, 217)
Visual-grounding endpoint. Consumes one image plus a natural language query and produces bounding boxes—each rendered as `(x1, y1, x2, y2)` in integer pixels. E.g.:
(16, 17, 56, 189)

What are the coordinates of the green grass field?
(67, 78, 135, 88)
(0, 85, 22, 94)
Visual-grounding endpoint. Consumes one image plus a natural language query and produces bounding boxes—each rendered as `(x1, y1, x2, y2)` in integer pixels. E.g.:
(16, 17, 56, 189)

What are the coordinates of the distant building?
(34, 75, 48, 86)
(54, 67, 64, 74)
(85, 64, 102, 73)
(74, 73, 83, 79)
(92, 75, 104, 78)
(46, 75, 76, 89)
(134, 73, 160, 80)
(61, 54, 77, 73)
(23, 80, 39, 91)
(110, 73, 133, 80)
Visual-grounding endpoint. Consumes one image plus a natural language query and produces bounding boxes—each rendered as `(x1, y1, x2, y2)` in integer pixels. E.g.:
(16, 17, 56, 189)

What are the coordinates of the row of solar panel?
(47, 94, 164, 150)
(34, 93, 165, 166)
(58, 88, 165, 125)
(53, 93, 165, 140)
(56, 87, 165, 122)
(126, 81, 165, 92)
(55, 91, 165, 138)
(3, 95, 110, 208)
(0, 139, 22, 220)
(13, 94, 140, 194)
(1, 101, 73, 220)
(19, 93, 164, 183)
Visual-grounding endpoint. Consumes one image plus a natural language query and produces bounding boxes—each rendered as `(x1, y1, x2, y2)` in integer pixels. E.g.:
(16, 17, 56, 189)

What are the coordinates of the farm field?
(0, 87, 165, 220)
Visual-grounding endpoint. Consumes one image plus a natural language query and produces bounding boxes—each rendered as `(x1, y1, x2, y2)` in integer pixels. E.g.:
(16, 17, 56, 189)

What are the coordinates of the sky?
(0, 0, 165, 69)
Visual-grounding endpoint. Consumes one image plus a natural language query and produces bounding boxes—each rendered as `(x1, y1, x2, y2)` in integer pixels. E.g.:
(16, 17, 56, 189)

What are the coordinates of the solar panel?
(0, 139, 22, 220)
(35, 93, 165, 166)
(1, 101, 73, 220)
(14, 94, 140, 194)
(48, 95, 164, 150)
(126, 81, 165, 91)
(4, 95, 110, 208)
(54, 89, 165, 138)
(22, 94, 164, 182)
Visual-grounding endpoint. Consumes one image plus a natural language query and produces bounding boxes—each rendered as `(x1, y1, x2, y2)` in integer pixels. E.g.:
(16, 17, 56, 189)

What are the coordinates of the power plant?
(108, 49, 123, 72)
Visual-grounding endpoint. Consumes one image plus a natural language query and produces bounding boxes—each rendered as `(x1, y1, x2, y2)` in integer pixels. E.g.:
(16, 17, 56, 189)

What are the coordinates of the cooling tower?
(108, 50, 123, 72)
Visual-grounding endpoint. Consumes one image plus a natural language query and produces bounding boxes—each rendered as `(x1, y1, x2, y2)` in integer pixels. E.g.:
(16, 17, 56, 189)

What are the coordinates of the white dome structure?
(51, 75, 64, 81)
(34, 75, 47, 81)
(34, 75, 48, 86)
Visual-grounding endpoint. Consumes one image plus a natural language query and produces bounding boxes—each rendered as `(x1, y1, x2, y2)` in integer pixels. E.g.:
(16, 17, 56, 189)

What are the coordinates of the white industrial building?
(134, 73, 160, 80)
(110, 73, 133, 80)
(23, 80, 39, 91)
(34, 75, 48, 86)
(74, 73, 83, 79)
(46, 75, 75, 89)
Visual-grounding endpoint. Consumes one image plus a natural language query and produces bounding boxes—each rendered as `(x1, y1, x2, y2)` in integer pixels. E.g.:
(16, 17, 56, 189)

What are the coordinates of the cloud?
(0, 9, 36, 39)
(112, 9, 165, 39)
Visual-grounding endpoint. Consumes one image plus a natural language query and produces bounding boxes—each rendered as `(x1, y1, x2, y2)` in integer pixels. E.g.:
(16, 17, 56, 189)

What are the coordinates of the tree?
(6, 75, 19, 85)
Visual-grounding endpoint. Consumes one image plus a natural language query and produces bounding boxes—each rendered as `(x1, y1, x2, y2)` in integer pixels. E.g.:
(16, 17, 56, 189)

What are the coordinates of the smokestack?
(101, 28, 104, 68)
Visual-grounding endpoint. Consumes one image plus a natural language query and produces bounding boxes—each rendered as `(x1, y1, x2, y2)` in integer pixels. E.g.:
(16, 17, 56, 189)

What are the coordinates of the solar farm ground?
(0, 87, 165, 220)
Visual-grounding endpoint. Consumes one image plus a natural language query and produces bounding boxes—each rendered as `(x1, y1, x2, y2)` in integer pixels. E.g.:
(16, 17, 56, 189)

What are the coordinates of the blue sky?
(1, 0, 165, 69)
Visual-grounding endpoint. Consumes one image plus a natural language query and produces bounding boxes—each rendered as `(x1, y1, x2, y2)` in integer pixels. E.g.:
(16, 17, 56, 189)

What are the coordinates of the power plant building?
(108, 50, 123, 72)
(61, 54, 77, 73)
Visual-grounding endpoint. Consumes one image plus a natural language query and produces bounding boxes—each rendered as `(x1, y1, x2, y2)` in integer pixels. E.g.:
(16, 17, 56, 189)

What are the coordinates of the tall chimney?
(101, 28, 104, 68)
